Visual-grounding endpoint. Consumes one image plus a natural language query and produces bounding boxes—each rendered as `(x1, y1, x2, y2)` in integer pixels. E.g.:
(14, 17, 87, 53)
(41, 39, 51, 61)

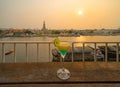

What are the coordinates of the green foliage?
(0, 30, 2, 33)
(25, 30, 33, 34)
(68, 30, 73, 34)
(51, 30, 60, 34)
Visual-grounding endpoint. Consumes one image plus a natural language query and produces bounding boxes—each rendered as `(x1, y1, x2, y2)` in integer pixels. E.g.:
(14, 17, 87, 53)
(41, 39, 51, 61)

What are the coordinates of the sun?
(78, 10, 83, 15)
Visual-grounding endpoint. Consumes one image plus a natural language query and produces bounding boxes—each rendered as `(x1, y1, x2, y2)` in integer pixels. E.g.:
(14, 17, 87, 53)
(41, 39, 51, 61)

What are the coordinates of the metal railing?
(0, 41, 53, 63)
(0, 41, 120, 63)
(72, 42, 120, 62)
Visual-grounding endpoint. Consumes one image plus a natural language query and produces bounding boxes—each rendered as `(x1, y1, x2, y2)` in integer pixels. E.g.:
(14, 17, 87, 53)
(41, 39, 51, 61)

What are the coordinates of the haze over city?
(0, 0, 120, 29)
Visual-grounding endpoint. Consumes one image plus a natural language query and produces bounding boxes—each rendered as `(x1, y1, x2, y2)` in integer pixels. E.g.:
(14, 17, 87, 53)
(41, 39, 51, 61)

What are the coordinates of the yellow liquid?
(57, 45, 70, 51)
(57, 43, 70, 58)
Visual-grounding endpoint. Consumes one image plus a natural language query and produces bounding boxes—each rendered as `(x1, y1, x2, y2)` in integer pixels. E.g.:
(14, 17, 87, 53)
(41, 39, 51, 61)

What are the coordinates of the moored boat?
(5, 49, 14, 55)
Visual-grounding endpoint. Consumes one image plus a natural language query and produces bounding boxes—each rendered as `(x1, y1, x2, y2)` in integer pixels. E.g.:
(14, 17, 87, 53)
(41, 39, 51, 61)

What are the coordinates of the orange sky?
(0, 0, 120, 29)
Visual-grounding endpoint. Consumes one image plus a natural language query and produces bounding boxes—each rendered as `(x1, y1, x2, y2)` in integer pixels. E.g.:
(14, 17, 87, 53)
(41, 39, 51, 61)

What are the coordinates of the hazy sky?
(0, 0, 120, 29)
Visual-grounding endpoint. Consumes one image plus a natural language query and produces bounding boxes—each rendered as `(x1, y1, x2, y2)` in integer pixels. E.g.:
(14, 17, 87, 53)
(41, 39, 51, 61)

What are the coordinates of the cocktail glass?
(57, 42, 70, 63)
(54, 38, 71, 80)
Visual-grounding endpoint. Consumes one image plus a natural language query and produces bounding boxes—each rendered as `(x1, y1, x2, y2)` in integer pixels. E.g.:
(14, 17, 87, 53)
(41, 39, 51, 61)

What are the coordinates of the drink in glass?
(54, 38, 71, 80)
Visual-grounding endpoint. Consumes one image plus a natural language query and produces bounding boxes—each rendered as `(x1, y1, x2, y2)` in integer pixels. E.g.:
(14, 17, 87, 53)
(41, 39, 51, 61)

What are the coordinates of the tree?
(25, 30, 33, 34)
(0, 30, 2, 33)
(68, 30, 73, 34)
(51, 30, 60, 34)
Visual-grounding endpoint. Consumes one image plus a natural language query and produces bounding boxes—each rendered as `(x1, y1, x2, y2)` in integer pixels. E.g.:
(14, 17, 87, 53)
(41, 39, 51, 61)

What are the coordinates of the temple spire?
(42, 21, 46, 29)
(41, 21, 48, 32)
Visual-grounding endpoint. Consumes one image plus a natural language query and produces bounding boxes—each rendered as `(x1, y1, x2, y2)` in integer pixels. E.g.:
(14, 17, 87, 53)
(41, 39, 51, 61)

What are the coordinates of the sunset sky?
(0, 0, 120, 29)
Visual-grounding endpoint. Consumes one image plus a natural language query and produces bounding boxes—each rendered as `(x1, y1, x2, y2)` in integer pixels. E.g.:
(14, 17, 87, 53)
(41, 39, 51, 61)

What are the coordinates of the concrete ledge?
(0, 62, 120, 83)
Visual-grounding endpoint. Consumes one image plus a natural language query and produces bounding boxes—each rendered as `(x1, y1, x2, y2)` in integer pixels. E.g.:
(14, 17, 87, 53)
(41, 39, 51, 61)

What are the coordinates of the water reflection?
(77, 36, 120, 42)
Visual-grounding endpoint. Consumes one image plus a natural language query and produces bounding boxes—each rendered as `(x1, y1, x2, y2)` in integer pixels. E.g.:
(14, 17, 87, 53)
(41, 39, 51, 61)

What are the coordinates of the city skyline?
(0, 0, 120, 29)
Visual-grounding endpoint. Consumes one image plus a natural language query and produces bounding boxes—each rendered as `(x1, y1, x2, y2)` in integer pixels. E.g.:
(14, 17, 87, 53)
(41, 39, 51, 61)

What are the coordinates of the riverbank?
(1, 34, 120, 38)
(0, 28, 120, 38)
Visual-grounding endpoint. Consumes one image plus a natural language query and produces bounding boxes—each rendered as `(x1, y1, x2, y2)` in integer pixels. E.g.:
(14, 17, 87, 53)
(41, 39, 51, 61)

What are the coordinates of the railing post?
(37, 43, 39, 62)
(48, 43, 51, 62)
(25, 43, 28, 63)
(82, 43, 85, 62)
(71, 42, 74, 62)
(14, 43, 16, 63)
(105, 43, 108, 62)
(116, 43, 119, 62)
(94, 43, 97, 62)
(2, 43, 5, 63)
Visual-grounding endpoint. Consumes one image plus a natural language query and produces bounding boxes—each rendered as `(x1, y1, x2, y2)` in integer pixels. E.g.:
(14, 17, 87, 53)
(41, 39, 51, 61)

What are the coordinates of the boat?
(5, 49, 14, 55)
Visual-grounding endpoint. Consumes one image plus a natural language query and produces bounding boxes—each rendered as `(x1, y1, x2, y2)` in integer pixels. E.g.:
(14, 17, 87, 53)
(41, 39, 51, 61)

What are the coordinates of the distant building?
(9, 29, 25, 36)
(41, 21, 48, 34)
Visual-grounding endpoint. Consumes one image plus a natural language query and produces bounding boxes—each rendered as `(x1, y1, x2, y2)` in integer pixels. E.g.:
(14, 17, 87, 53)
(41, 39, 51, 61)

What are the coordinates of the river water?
(0, 36, 120, 62)
(1, 36, 120, 42)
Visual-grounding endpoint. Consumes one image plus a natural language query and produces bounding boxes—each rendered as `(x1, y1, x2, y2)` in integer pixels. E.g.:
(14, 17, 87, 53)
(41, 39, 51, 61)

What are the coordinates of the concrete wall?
(0, 62, 120, 83)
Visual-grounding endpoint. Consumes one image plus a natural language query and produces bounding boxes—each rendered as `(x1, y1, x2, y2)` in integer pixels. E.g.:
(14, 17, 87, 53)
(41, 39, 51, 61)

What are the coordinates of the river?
(1, 36, 120, 42)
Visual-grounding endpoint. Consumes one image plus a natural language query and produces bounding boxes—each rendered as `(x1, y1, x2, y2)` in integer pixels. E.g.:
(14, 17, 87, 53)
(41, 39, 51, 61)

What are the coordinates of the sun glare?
(78, 10, 83, 15)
